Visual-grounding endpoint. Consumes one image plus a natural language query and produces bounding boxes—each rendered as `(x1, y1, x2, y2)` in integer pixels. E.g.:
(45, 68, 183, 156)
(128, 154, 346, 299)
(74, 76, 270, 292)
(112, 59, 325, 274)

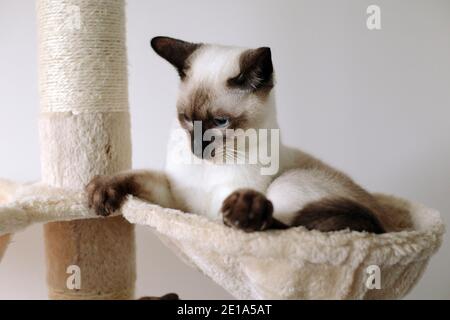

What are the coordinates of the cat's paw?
(85, 175, 133, 217)
(138, 293, 180, 300)
(221, 189, 274, 232)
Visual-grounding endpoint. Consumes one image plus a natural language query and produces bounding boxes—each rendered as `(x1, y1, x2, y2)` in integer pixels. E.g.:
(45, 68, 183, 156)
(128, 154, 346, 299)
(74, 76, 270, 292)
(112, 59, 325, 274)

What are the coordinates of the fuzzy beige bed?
(0, 179, 444, 299)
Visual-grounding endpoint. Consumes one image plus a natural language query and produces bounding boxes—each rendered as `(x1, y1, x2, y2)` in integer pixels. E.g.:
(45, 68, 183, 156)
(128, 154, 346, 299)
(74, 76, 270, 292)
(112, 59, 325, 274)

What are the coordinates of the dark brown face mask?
(190, 128, 210, 159)
(189, 120, 223, 160)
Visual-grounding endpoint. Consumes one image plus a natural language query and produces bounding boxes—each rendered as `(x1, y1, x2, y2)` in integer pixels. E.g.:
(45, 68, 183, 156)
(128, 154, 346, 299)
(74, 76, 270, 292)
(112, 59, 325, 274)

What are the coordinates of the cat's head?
(151, 36, 276, 161)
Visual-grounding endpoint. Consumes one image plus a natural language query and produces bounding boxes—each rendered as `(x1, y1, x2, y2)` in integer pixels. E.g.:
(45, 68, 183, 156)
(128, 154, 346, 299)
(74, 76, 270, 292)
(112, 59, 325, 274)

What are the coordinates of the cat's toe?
(221, 189, 273, 232)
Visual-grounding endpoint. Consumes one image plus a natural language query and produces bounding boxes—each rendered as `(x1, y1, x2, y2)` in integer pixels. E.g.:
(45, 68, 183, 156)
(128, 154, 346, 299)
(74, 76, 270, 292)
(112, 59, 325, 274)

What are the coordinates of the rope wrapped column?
(37, 0, 135, 299)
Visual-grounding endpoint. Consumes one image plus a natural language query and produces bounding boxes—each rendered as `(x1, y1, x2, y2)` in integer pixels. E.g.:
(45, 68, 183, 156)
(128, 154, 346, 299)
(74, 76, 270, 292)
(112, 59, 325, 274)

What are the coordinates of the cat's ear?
(228, 47, 274, 91)
(151, 36, 201, 79)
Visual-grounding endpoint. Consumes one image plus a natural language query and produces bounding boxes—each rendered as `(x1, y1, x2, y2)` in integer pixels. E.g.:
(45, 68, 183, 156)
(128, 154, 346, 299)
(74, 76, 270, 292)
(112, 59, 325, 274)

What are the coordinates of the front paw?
(85, 175, 133, 217)
(221, 189, 274, 232)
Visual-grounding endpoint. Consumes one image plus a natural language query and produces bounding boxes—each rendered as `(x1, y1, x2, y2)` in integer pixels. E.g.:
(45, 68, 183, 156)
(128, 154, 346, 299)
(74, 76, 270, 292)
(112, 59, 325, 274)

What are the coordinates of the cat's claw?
(221, 189, 274, 232)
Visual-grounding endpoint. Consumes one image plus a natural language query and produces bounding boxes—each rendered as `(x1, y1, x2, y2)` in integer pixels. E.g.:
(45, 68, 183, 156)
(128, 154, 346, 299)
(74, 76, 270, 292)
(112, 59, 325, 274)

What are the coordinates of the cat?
(86, 36, 385, 234)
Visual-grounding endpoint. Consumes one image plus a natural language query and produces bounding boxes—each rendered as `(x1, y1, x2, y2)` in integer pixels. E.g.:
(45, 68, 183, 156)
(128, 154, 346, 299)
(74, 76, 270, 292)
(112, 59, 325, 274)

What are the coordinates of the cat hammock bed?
(0, 0, 444, 300)
(0, 180, 445, 299)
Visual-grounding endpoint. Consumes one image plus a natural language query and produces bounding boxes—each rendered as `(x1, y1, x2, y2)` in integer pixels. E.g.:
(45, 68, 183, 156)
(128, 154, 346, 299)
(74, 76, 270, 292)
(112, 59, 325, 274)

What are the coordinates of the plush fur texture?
(123, 194, 443, 299)
(0, 180, 444, 299)
(39, 113, 136, 300)
(0, 179, 18, 261)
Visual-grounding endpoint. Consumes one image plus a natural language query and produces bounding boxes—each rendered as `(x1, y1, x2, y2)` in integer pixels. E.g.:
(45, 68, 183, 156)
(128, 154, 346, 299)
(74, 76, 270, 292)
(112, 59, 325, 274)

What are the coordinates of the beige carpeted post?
(0, 180, 14, 261)
(37, 0, 135, 299)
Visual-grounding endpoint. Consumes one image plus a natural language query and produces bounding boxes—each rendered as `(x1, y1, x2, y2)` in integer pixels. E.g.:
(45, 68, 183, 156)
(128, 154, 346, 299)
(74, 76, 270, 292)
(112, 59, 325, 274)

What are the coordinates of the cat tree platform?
(0, 179, 444, 299)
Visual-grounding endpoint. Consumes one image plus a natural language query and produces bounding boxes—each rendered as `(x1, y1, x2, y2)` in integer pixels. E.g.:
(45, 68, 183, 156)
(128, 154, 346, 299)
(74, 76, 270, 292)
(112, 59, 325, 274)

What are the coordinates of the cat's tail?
(292, 197, 385, 234)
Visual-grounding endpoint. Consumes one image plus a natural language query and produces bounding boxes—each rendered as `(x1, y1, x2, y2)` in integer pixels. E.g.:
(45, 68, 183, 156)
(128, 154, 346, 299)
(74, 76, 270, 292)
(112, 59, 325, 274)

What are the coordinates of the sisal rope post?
(37, 0, 135, 299)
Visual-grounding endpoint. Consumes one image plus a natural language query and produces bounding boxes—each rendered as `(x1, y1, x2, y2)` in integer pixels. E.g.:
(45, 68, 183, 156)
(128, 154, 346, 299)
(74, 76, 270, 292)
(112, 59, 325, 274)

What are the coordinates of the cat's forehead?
(188, 44, 246, 83)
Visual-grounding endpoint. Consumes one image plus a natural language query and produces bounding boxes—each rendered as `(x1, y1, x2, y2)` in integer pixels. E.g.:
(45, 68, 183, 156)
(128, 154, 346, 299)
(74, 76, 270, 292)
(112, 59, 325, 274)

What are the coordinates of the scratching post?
(37, 0, 135, 299)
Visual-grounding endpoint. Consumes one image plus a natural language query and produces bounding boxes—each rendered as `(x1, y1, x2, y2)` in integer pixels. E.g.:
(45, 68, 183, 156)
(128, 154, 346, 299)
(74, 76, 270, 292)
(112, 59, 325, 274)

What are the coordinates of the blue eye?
(213, 117, 230, 128)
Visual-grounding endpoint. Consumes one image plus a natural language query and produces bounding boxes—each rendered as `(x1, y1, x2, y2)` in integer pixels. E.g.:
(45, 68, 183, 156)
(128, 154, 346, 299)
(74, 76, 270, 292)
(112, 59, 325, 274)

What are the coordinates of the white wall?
(0, 0, 449, 299)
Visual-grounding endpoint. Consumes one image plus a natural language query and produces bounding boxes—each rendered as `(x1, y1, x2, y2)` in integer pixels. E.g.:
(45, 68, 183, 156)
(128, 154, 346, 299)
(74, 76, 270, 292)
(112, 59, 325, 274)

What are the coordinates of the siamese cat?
(86, 36, 385, 234)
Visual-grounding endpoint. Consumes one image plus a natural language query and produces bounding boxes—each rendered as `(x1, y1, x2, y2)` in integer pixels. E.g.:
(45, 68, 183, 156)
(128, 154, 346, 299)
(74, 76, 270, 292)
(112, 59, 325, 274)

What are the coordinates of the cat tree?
(0, 0, 445, 299)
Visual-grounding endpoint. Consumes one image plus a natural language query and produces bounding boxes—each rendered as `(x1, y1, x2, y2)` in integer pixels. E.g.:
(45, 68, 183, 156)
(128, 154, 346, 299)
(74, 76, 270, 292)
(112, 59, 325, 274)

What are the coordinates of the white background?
(0, 0, 449, 299)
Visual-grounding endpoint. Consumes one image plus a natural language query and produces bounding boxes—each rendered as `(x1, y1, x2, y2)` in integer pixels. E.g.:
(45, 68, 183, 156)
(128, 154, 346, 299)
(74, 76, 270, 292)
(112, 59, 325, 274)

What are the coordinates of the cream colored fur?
(0, 180, 444, 299)
(158, 43, 386, 227)
(0, 179, 18, 261)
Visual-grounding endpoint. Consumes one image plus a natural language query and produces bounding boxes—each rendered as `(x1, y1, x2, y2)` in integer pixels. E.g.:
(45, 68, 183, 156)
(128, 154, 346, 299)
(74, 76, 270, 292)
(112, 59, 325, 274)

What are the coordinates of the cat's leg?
(221, 189, 289, 232)
(86, 170, 174, 216)
(266, 169, 385, 233)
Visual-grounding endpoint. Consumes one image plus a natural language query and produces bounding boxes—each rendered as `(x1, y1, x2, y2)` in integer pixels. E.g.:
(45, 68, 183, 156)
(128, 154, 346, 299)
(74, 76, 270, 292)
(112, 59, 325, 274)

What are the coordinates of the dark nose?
(191, 133, 210, 159)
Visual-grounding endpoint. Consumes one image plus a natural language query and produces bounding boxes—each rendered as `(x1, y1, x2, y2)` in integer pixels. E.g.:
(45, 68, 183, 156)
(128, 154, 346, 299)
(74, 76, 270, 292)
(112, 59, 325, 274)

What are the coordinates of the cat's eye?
(213, 116, 230, 128)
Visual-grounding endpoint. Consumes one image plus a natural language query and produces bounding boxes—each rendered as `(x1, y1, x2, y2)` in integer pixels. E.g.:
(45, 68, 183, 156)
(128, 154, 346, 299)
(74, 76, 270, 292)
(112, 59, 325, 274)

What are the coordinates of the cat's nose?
(191, 134, 209, 159)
